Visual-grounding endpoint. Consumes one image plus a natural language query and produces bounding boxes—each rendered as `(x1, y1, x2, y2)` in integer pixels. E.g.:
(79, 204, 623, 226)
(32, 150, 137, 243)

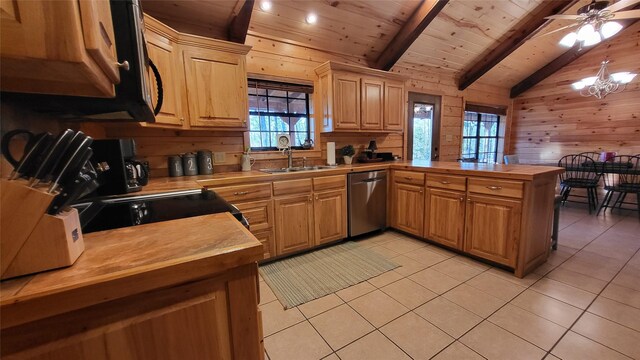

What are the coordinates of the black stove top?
(74, 189, 245, 233)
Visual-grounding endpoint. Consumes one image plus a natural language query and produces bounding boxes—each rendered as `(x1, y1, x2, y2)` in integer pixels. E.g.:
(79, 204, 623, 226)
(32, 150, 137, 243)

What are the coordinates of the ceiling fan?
(537, 0, 640, 47)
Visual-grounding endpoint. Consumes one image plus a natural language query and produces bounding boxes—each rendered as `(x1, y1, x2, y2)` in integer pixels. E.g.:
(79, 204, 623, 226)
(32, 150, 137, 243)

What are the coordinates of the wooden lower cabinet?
(234, 199, 275, 259)
(313, 189, 347, 245)
(464, 194, 522, 267)
(424, 188, 466, 249)
(274, 194, 314, 256)
(252, 229, 275, 259)
(392, 183, 425, 236)
(1, 264, 263, 360)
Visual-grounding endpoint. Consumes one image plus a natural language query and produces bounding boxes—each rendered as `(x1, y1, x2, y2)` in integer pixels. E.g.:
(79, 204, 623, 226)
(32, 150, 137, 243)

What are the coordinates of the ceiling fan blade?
(532, 23, 580, 39)
(611, 9, 640, 18)
(544, 14, 581, 20)
(605, 0, 640, 13)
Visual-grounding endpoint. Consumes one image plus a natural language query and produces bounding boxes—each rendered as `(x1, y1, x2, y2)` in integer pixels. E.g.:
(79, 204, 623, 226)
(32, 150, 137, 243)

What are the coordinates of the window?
(461, 111, 500, 163)
(248, 79, 313, 150)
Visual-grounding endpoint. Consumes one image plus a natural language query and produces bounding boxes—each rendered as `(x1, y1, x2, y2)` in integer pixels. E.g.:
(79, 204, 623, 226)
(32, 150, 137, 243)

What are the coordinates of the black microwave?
(1, 0, 161, 122)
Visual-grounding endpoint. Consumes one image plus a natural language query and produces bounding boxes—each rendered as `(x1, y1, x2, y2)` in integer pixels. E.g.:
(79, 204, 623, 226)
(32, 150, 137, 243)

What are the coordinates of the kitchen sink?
(260, 165, 338, 173)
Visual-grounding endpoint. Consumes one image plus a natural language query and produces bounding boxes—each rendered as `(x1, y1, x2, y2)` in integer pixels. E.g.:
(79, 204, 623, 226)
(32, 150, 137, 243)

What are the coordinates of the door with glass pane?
(407, 93, 441, 161)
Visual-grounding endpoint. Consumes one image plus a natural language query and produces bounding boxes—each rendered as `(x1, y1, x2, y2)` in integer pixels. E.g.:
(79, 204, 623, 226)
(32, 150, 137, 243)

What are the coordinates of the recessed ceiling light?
(259, 1, 272, 11)
(305, 13, 317, 24)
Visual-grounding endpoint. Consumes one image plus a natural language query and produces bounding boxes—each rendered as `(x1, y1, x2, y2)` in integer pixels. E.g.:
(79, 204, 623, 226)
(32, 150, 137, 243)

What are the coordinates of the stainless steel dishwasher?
(348, 170, 387, 237)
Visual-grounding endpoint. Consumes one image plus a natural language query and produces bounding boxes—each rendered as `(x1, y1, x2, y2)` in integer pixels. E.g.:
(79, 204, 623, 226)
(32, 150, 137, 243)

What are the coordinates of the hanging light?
(571, 60, 637, 99)
(559, 20, 623, 48)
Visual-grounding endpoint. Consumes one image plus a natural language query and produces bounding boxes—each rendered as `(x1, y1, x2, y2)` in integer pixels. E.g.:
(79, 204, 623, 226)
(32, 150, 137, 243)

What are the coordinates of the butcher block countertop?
(0, 212, 263, 329)
(142, 161, 564, 193)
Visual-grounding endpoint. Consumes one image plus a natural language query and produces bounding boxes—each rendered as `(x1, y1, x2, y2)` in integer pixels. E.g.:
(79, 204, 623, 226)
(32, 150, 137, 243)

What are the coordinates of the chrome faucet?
(282, 147, 293, 168)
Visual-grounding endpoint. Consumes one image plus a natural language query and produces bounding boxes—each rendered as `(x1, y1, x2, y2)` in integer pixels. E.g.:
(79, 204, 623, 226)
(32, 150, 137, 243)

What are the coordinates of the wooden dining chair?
(558, 154, 601, 213)
(597, 155, 640, 217)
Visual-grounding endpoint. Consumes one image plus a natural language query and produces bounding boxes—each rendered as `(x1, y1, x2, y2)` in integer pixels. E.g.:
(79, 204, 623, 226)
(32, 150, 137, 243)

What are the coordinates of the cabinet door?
(464, 194, 522, 267)
(275, 195, 314, 255)
(392, 183, 424, 236)
(424, 188, 465, 249)
(78, 0, 120, 84)
(145, 30, 184, 126)
(314, 189, 347, 245)
(384, 81, 405, 131)
(252, 229, 275, 260)
(333, 73, 361, 130)
(361, 77, 384, 130)
(183, 49, 248, 129)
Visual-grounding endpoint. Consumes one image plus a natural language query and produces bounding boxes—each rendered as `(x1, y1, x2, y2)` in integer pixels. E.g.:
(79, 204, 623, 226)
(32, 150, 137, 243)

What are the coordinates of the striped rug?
(259, 241, 399, 309)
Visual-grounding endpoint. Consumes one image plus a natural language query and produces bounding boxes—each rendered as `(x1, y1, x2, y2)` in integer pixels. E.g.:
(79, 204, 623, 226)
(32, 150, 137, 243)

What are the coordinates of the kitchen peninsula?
(0, 213, 264, 359)
(142, 161, 563, 278)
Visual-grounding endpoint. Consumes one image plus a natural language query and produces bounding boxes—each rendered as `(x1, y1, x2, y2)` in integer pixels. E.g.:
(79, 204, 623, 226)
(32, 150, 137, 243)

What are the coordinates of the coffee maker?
(91, 139, 149, 195)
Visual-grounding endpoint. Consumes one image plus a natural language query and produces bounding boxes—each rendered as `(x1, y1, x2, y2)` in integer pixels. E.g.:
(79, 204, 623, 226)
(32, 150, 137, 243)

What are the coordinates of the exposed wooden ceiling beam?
(372, 0, 449, 71)
(457, 0, 579, 91)
(228, 0, 255, 43)
(510, 16, 640, 98)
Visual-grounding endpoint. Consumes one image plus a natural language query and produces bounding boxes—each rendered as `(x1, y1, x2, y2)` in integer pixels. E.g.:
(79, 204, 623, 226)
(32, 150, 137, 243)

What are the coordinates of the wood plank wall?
(510, 23, 640, 164)
(95, 31, 512, 176)
(2, 30, 513, 177)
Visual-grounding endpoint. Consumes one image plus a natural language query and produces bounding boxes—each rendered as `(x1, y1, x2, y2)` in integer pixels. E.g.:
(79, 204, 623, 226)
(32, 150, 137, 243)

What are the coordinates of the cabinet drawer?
(253, 229, 275, 260)
(393, 170, 425, 186)
(468, 178, 523, 199)
(426, 174, 466, 192)
(273, 178, 312, 196)
(313, 175, 346, 191)
(234, 200, 273, 232)
(211, 183, 272, 203)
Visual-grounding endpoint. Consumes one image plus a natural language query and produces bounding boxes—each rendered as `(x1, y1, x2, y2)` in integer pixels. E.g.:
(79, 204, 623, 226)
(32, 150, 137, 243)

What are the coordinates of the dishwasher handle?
(361, 178, 385, 183)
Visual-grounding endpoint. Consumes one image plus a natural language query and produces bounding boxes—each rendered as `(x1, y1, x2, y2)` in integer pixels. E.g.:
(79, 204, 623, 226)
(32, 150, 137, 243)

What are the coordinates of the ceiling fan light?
(583, 31, 602, 46)
(259, 1, 272, 11)
(582, 76, 598, 86)
(577, 24, 595, 41)
(572, 81, 586, 90)
(559, 32, 578, 47)
(612, 72, 637, 84)
(600, 21, 623, 39)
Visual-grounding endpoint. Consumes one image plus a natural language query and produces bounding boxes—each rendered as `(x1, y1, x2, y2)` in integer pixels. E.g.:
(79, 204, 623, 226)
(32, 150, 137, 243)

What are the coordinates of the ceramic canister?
(182, 153, 198, 176)
(197, 150, 213, 175)
(168, 155, 183, 177)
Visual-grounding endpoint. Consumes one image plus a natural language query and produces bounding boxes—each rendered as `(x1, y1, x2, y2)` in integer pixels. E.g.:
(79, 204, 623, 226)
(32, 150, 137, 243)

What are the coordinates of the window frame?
(248, 81, 312, 151)
(462, 111, 500, 163)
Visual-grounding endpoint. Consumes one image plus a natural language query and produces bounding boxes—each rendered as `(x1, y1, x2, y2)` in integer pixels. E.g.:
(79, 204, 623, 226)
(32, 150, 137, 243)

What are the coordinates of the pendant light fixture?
(572, 60, 637, 99)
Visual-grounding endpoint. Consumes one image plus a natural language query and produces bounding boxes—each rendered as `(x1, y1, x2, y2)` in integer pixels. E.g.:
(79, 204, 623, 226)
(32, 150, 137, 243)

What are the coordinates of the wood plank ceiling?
(141, 0, 629, 92)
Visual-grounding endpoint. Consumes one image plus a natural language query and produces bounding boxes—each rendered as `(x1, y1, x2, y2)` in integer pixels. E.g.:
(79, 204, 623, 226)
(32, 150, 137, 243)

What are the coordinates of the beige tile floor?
(260, 205, 640, 360)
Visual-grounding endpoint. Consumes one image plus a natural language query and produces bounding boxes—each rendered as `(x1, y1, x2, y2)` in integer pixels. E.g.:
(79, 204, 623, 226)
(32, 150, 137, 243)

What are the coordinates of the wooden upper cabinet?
(315, 61, 406, 133)
(1, 0, 119, 97)
(314, 189, 347, 245)
(361, 77, 384, 130)
(464, 194, 522, 267)
(384, 81, 405, 131)
(144, 20, 184, 127)
(424, 188, 465, 250)
(274, 194, 314, 256)
(333, 73, 361, 130)
(183, 48, 249, 129)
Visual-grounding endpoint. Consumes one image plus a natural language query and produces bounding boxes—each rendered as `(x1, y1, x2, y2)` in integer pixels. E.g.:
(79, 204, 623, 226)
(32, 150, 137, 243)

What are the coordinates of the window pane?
(289, 99, 307, 114)
(478, 138, 497, 163)
(248, 87, 266, 96)
(268, 97, 288, 113)
(267, 89, 287, 97)
(462, 138, 477, 159)
(289, 92, 306, 99)
(272, 116, 289, 133)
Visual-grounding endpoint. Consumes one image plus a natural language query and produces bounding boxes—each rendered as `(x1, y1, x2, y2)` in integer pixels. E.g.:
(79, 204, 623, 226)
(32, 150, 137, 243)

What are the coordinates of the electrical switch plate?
(213, 152, 226, 164)
(446, 135, 453, 142)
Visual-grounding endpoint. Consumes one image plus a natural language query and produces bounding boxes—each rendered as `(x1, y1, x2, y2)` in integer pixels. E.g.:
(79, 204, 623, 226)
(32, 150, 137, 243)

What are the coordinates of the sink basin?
(260, 165, 338, 174)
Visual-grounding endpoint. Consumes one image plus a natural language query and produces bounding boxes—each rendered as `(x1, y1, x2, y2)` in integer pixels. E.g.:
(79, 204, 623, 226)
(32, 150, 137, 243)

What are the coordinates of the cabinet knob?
(467, 198, 471, 202)
(180, 117, 184, 123)
(459, 197, 464, 201)
(419, 190, 423, 194)
(116, 60, 130, 71)
(486, 186, 502, 191)
(441, 181, 451, 184)
(315, 196, 319, 200)
(404, 177, 412, 180)
(308, 196, 312, 202)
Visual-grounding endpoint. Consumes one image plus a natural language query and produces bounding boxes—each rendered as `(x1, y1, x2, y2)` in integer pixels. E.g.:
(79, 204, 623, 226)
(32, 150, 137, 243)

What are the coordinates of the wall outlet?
(213, 152, 226, 164)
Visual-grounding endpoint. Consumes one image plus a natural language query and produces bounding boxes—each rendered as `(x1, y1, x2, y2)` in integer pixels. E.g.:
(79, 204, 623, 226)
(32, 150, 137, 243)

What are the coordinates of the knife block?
(1, 179, 85, 280)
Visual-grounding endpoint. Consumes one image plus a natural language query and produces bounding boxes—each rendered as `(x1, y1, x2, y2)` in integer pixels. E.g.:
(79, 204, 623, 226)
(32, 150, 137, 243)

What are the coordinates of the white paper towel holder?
(326, 142, 337, 166)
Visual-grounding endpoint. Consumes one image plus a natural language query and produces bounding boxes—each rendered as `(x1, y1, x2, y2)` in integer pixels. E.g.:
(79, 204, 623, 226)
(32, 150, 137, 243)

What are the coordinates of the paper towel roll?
(327, 142, 336, 166)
